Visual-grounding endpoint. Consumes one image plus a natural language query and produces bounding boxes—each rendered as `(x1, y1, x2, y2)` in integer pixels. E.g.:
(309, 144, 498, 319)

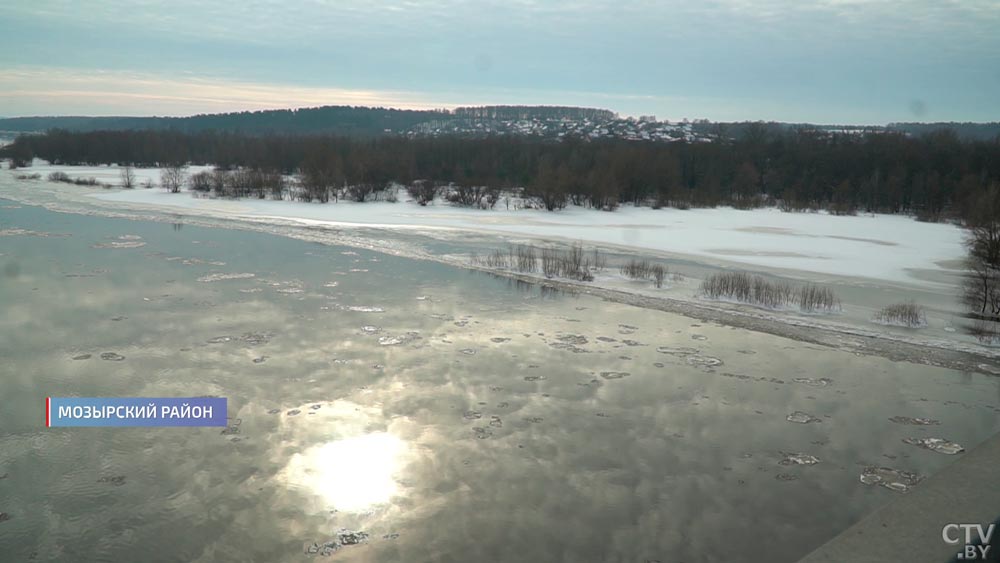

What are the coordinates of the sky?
(0, 0, 998, 124)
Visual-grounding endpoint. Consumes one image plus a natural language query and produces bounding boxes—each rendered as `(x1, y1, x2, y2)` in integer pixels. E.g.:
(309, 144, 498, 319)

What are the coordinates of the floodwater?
(2, 199, 1000, 562)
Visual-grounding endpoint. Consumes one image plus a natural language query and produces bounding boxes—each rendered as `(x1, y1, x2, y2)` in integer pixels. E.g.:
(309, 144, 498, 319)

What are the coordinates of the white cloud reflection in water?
(280, 432, 406, 513)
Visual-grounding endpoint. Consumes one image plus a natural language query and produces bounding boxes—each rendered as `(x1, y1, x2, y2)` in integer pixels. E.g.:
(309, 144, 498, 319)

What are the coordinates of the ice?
(240, 331, 274, 345)
(656, 346, 700, 357)
(888, 416, 940, 426)
(0, 228, 68, 238)
(345, 305, 385, 313)
(902, 437, 965, 455)
(778, 453, 820, 466)
(550, 342, 589, 353)
(197, 272, 255, 282)
(685, 355, 723, 368)
(859, 466, 922, 493)
(304, 529, 369, 556)
(786, 411, 821, 424)
(556, 334, 588, 345)
(792, 377, 832, 387)
(92, 240, 146, 249)
(90, 187, 965, 286)
(600, 371, 631, 380)
(337, 530, 369, 545)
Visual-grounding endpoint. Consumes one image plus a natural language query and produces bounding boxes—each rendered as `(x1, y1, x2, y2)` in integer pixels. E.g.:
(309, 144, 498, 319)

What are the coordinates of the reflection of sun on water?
(281, 433, 405, 512)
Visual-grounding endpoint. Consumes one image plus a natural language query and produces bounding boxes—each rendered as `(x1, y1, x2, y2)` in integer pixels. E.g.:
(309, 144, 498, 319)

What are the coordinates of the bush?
(700, 272, 839, 312)
(873, 301, 927, 327)
(473, 242, 601, 282)
(619, 259, 668, 288)
(408, 180, 438, 205)
(798, 284, 841, 313)
(190, 171, 213, 192)
(48, 171, 71, 183)
(515, 244, 537, 273)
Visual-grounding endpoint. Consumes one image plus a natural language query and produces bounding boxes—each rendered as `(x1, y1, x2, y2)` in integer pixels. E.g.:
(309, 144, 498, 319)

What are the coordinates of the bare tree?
(161, 165, 187, 194)
(119, 166, 136, 189)
(962, 185, 1000, 341)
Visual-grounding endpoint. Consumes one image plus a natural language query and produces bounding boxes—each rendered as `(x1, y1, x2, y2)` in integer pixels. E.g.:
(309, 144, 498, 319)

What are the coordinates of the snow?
(89, 187, 967, 287)
(24, 159, 213, 187)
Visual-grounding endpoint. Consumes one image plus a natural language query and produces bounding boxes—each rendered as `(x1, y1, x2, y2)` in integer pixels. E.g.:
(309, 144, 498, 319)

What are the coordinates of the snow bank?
(90, 187, 965, 287)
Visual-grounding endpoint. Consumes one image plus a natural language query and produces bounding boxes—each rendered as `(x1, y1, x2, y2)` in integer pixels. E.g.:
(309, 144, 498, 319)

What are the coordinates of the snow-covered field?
(91, 186, 965, 287)
(10, 159, 964, 289)
(19, 160, 213, 187)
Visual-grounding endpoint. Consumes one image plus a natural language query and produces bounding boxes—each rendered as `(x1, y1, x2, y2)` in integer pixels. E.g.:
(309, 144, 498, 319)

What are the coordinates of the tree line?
(5, 127, 1000, 219)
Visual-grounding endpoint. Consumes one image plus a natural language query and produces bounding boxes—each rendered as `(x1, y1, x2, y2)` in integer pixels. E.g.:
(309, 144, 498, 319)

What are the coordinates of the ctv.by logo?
(943, 523, 995, 560)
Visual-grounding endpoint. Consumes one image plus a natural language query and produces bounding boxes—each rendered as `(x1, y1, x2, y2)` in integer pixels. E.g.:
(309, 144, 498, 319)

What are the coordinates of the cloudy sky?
(1, 0, 998, 123)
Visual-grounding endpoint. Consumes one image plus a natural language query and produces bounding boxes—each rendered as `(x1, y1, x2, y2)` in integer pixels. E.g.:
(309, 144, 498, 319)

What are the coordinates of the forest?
(4, 126, 999, 221)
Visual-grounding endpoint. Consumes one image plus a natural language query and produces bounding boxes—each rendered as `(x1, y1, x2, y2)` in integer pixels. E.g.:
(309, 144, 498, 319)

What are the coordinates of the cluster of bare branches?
(873, 301, 927, 327)
(191, 168, 285, 199)
(961, 187, 1000, 342)
(700, 272, 840, 312)
(798, 284, 841, 313)
(473, 242, 602, 282)
(472, 244, 539, 274)
(591, 248, 607, 272)
(541, 243, 594, 281)
(514, 245, 538, 272)
(619, 259, 668, 288)
(445, 184, 501, 209)
(408, 180, 438, 206)
(119, 166, 136, 189)
(160, 165, 187, 193)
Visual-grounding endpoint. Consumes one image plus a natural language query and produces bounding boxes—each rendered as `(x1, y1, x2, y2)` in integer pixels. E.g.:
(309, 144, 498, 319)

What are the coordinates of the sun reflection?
(281, 433, 405, 513)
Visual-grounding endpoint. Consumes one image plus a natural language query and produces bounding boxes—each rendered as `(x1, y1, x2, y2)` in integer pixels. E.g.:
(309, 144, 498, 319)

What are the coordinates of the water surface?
(2, 200, 999, 562)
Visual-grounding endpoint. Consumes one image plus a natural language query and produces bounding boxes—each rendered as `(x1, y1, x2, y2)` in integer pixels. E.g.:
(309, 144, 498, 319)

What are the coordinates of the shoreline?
(2, 176, 997, 375)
